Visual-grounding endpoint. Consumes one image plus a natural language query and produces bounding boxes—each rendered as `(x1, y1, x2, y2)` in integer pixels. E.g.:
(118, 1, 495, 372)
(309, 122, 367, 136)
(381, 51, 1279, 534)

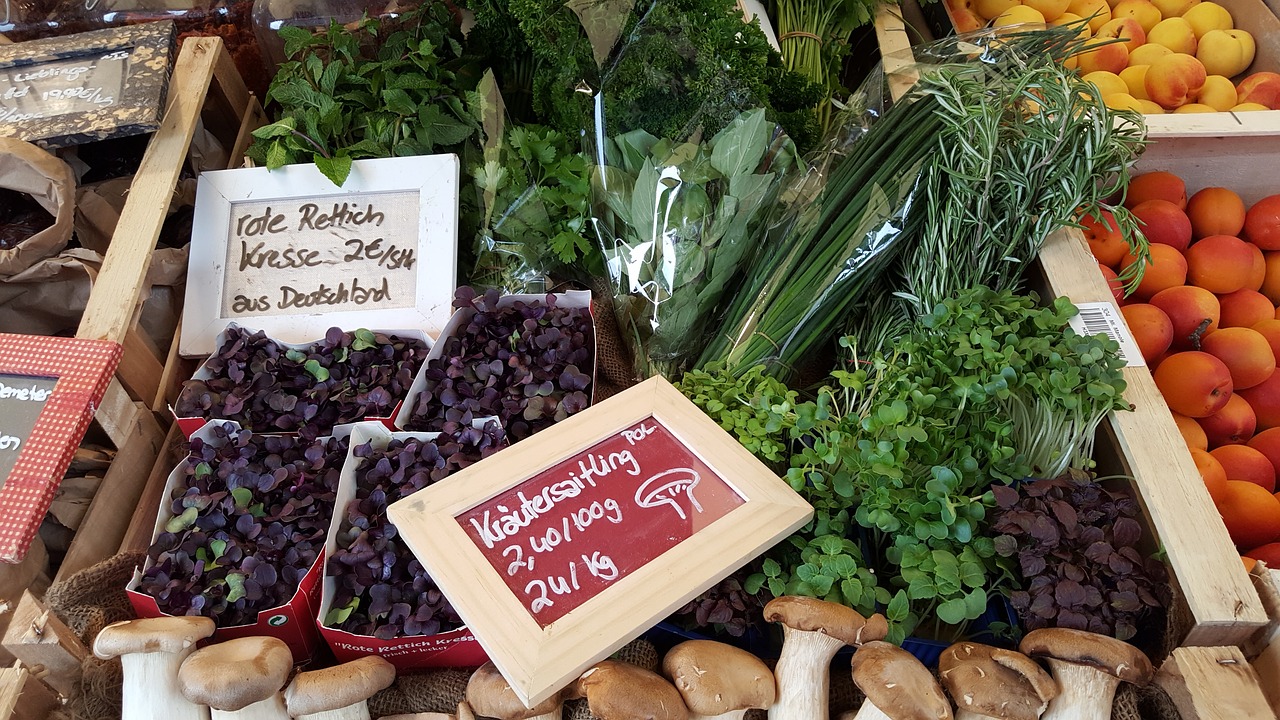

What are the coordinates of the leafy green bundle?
(247, 4, 478, 186)
(593, 109, 801, 378)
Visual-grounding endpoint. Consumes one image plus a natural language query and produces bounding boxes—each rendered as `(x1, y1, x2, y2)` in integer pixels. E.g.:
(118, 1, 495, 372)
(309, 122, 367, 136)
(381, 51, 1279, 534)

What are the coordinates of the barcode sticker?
(1069, 302, 1145, 367)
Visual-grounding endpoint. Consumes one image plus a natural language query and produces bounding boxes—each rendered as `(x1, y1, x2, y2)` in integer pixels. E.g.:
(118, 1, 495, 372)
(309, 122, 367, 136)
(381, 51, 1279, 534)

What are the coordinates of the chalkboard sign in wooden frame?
(180, 154, 460, 357)
(387, 376, 813, 706)
(0, 334, 121, 563)
(0, 21, 175, 147)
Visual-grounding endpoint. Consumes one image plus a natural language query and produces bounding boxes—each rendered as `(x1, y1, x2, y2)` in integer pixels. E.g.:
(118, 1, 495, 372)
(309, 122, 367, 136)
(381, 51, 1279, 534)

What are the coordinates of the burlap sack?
(0, 138, 76, 277)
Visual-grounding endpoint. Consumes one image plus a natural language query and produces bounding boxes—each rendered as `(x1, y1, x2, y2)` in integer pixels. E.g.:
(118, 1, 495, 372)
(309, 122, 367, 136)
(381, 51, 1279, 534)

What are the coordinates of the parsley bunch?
(247, 4, 479, 186)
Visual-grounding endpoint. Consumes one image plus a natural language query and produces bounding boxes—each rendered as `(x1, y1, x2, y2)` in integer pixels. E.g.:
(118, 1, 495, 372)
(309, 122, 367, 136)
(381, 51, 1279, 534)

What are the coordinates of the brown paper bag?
(0, 138, 76, 277)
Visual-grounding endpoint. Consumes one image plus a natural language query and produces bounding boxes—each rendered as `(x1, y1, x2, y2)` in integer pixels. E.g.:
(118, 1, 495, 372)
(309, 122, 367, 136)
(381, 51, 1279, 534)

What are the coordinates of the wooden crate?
(873, 3, 1270, 649)
(918, 0, 1280, 137)
(49, 35, 265, 583)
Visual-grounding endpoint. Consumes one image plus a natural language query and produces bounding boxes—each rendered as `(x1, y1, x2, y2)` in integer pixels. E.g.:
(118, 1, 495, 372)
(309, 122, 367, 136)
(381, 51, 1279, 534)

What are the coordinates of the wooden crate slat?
(1156, 646, 1277, 719)
(76, 37, 228, 347)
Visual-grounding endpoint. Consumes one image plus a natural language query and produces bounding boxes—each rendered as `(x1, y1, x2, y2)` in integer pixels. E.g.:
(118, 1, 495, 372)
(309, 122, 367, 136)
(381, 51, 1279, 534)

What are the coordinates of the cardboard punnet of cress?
(127, 420, 353, 661)
(394, 290, 596, 430)
(317, 421, 487, 668)
(174, 323, 432, 439)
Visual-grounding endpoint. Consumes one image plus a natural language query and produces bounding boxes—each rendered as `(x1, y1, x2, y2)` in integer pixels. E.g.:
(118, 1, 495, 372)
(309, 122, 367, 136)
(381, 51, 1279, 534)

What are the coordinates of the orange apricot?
(1201, 327, 1276, 390)
(1240, 372, 1280, 431)
(1187, 187, 1247, 239)
(1247, 427, 1280, 481)
(1126, 171, 1188, 210)
(1186, 234, 1256, 294)
(1082, 209, 1131, 268)
(1099, 264, 1125, 304)
(1216, 480, 1280, 549)
(1192, 447, 1229, 503)
(1212, 446, 1277, 492)
(1245, 195, 1280, 250)
(1121, 243, 1188, 301)
(1121, 303, 1174, 362)
(1131, 199, 1193, 251)
(1173, 410, 1210, 450)
(1219, 289, 1276, 329)
(1245, 542, 1280, 567)
(1246, 243, 1266, 292)
(1251, 318, 1280, 360)
(1199, 393, 1257, 446)
(1154, 351, 1233, 417)
(1150, 285, 1221, 350)
(1261, 251, 1280, 303)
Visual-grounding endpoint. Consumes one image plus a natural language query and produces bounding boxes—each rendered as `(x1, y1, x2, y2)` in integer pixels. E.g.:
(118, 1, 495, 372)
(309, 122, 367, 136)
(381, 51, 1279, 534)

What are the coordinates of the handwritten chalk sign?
(0, 374, 55, 481)
(182, 155, 459, 357)
(387, 376, 813, 706)
(0, 22, 173, 147)
(0, 334, 121, 563)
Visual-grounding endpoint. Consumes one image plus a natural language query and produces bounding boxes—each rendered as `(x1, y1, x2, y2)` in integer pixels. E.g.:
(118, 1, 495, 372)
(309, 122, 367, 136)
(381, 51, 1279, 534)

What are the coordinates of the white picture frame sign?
(180, 154, 459, 357)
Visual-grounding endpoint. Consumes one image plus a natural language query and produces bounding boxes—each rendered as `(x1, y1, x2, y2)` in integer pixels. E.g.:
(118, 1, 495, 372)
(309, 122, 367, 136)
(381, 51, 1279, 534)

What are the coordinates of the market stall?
(1, 0, 1279, 717)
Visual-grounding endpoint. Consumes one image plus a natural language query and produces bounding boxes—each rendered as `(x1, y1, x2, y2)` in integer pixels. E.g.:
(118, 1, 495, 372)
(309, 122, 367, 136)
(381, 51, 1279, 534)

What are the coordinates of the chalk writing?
(221, 191, 420, 319)
(0, 49, 129, 125)
(456, 417, 745, 626)
(0, 374, 56, 484)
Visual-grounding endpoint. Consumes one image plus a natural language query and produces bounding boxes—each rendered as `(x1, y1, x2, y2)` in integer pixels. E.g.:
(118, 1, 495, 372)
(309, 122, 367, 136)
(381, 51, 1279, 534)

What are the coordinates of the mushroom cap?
(661, 640, 775, 714)
(458, 700, 477, 720)
(850, 641, 953, 720)
(578, 660, 689, 720)
(177, 635, 294, 711)
(465, 662, 562, 718)
(939, 642, 1058, 720)
(284, 655, 395, 715)
(92, 616, 216, 659)
(1018, 628, 1154, 685)
(763, 596, 888, 647)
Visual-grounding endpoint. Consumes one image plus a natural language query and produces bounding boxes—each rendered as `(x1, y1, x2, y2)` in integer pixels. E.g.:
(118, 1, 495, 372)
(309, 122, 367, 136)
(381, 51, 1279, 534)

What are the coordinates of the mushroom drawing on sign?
(635, 468, 704, 520)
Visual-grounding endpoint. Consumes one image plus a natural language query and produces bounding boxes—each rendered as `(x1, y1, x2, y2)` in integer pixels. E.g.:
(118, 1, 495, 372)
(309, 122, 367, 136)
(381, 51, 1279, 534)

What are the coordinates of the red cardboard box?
(317, 422, 487, 669)
(126, 421, 352, 661)
(174, 324, 431, 439)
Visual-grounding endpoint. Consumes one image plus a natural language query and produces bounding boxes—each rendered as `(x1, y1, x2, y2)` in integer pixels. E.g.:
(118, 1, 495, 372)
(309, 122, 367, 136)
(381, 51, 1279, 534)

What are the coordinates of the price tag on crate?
(1069, 301, 1146, 367)
(387, 376, 813, 706)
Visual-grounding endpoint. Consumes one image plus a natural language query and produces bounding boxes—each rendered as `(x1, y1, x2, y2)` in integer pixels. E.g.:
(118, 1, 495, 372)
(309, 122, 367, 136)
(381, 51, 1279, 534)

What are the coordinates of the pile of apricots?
(1086, 170, 1280, 568)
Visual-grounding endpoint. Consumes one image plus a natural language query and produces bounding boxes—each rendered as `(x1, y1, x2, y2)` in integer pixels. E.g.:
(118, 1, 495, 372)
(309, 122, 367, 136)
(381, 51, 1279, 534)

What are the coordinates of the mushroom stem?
(768, 626, 846, 720)
(120, 651, 208, 720)
(210, 694, 289, 720)
(850, 700, 892, 720)
(687, 712, 749, 720)
(1040, 659, 1121, 720)
(294, 705, 372, 720)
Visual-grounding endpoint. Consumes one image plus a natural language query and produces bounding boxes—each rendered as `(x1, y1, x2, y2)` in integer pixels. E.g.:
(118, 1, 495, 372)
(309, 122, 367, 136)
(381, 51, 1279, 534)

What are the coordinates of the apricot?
(1025, 0, 1072, 21)
(1236, 72, 1280, 110)
(1150, 285, 1220, 349)
(1240, 372, 1280, 431)
(1154, 350, 1233, 416)
(1120, 65, 1152, 100)
(993, 5, 1048, 26)
(1216, 480, 1280, 549)
(1085, 70, 1131, 98)
(1192, 447, 1230, 503)
(974, 0, 1019, 19)
(1218, 289, 1275, 329)
(1126, 171, 1187, 210)
(1182, 1, 1232, 38)
(1246, 243, 1266, 291)
(1196, 75, 1239, 112)
(1121, 303, 1174, 361)
(1099, 263, 1125, 303)
(952, 5, 986, 31)
(1130, 199, 1192, 250)
(1244, 542, 1280, 566)
(1248, 427, 1280, 480)
(1121, 243, 1187, 300)
(1201, 326, 1276, 389)
(1185, 234, 1255, 294)
(1130, 43, 1175, 66)
(1077, 42, 1131, 74)
(1212, 447, 1276, 490)
(1260, 252, 1280, 302)
(1245, 195, 1280, 250)
(1145, 52, 1207, 109)
(1105, 93, 1148, 112)
(1137, 99, 1167, 113)
(1200, 393, 1257, 446)
(1250, 318, 1280, 360)
(1147, 18, 1198, 55)
(1174, 410, 1210, 450)
(1111, 0, 1161, 32)
(1095, 17, 1147, 47)
(1187, 187, 1246, 239)
(1083, 209, 1130, 267)
(1197, 29, 1256, 78)
(1231, 102, 1271, 111)
(1172, 103, 1216, 112)
(1152, 0, 1198, 17)
(1068, 0, 1114, 30)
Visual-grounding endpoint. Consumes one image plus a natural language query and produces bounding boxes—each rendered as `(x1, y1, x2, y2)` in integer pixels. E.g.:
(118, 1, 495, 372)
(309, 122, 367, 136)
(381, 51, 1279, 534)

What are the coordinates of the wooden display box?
(43, 36, 266, 583)
(874, 5, 1270, 649)
(918, 0, 1280, 137)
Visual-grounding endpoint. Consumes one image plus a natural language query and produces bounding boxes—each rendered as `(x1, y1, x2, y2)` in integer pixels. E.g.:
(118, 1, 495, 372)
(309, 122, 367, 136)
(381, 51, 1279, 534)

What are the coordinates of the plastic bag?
(586, 0, 804, 380)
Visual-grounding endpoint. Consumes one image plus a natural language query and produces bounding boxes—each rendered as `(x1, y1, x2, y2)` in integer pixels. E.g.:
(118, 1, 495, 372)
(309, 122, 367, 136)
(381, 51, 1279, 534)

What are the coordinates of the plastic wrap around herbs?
(325, 426, 506, 639)
(404, 289, 593, 440)
(140, 425, 348, 626)
(176, 326, 429, 438)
